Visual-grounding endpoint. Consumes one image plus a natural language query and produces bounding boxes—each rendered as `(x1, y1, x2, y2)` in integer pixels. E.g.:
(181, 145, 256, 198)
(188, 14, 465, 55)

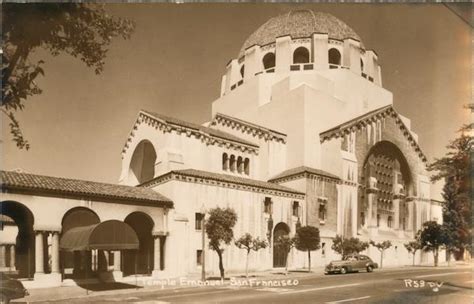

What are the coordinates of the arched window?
(237, 156, 243, 174)
(230, 155, 236, 172)
(328, 48, 341, 65)
(262, 52, 276, 69)
(128, 140, 157, 185)
(387, 216, 393, 228)
(240, 65, 245, 78)
(360, 58, 364, 72)
(222, 153, 229, 171)
(376, 214, 381, 227)
(293, 47, 310, 64)
(360, 212, 365, 226)
(244, 158, 250, 175)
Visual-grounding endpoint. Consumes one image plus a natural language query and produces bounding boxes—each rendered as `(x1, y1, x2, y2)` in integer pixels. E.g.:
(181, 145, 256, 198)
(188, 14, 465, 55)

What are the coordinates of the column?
(35, 231, 44, 275)
(113, 251, 121, 271)
(153, 236, 161, 274)
(393, 197, 400, 230)
(275, 36, 291, 74)
(312, 33, 328, 69)
(406, 197, 415, 232)
(244, 45, 261, 81)
(0, 245, 6, 268)
(10, 245, 15, 270)
(343, 38, 361, 74)
(366, 184, 378, 239)
(51, 232, 60, 273)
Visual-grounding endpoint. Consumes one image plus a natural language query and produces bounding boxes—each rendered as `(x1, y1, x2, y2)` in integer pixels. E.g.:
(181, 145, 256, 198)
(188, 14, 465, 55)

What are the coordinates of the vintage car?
(325, 254, 378, 274)
(0, 272, 29, 304)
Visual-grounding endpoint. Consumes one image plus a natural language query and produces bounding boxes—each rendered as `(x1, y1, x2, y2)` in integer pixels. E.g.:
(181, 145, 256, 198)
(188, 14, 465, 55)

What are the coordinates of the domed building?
(117, 9, 442, 275)
(1, 10, 443, 287)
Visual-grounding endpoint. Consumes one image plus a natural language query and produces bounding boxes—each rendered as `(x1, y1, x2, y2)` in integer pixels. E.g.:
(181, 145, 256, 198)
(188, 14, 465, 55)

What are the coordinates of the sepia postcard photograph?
(0, 2, 472, 303)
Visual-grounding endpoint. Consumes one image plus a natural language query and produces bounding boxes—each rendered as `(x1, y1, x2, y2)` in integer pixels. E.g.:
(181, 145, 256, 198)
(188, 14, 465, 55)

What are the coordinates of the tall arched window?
(237, 156, 243, 174)
(240, 65, 245, 78)
(293, 47, 310, 64)
(129, 140, 157, 185)
(262, 52, 276, 69)
(387, 216, 393, 228)
(244, 158, 250, 175)
(230, 155, 236, 172)
(222, 153, 229, 171)
(328, 48, 341, 65)
(360, 58, 364, 72)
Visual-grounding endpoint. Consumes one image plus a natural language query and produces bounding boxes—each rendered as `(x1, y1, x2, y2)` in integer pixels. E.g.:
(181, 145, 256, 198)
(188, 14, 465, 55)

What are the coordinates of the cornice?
(122, 112, 259, 158)
(142, 171, 305, 199)
(270, 171, 341, 185)
(211, 113, 287, 144)
(319, 106, 428, 163)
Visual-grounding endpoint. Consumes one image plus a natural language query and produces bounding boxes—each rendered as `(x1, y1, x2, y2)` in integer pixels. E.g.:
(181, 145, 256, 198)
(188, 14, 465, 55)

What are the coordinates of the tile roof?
(142, 110, 258, 148)
(268, 166, 340, 182)
(212, 112, 287, 143)
(239, 10, 362, 57)
(319, 105, 393, 138)
(141, 168, 305, 196)
(1, 171, 173, 207)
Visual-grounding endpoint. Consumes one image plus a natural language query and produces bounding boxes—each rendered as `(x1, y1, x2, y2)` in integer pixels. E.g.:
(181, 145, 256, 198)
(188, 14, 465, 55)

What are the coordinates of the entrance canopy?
(60, 220, 139, 251)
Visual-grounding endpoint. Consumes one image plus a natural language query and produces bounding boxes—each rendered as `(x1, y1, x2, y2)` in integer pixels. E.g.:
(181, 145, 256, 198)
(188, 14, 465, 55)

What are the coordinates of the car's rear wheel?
(367, 265, 373, 273)
(340, 267, 347, 274)
(0, 293, 10, 304)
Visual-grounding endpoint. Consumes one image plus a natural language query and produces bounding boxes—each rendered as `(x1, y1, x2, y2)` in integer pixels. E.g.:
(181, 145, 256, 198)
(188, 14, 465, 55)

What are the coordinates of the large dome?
(239, 10, 361, 57)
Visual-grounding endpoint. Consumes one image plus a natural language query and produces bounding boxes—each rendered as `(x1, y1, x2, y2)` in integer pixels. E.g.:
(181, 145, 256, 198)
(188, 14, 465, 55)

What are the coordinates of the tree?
(418, 221, 449, 267)
(234, 233, 268, 278)
(295, 226, 321, 272)
(428, 131, 472, 257)
(2, 3, 135, 149)
(370, 240, 392, 269)
(274, 235, 295, 274)
(331, 235, 369, 259)
(404, 240, 422, 266)
(205, 207, 237, 279)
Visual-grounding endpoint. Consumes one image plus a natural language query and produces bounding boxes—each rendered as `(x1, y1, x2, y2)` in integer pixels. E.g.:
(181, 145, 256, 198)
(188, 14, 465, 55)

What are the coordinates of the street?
(26, 266, 473, 304)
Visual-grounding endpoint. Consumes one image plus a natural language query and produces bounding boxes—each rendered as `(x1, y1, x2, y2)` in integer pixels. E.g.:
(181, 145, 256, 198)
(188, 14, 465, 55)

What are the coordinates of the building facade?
(1, 10, 443, 288)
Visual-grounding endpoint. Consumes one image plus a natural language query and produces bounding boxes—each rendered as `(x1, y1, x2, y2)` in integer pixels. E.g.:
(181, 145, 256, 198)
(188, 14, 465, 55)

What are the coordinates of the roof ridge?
(140, 110, 259, 148)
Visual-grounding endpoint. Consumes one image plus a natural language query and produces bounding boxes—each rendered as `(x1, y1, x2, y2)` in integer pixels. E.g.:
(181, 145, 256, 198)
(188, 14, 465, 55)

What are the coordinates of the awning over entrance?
(60, 220, 139, 251)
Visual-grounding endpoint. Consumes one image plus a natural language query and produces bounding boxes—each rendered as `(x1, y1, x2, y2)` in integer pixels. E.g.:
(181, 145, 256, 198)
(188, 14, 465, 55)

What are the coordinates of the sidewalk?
(14, 263, 473, 303)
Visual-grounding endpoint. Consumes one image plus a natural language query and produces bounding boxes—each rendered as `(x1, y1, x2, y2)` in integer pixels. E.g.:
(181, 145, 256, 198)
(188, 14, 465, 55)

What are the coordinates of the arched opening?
(262, 52, 276, 69)
(360, 58, 364, 72)
(273, 222, 290, 268)
(61, 207, 100, 279)
(237, 156, 243, 174)
(128, 140, 157, 185)
(240, 65, 245, 78)
(293, 47, 310, 64)
(359, 141, 412, 231)
(244, 158, 250, 175)
(0, 201, 35, 278)
(123, 212, 154, 276)
(387, 216, 393, 228)
(229, 155, 236, 172)
(328, 48, 341, 65)
(222, 153, 229, 171)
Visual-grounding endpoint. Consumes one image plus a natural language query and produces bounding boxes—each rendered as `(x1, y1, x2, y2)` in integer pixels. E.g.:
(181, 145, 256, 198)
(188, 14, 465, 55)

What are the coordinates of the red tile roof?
(142, 110, 259, 148)
(141, 168, 305, 196)
(1, 171, 173, 207)
(269, 166, 340, 182)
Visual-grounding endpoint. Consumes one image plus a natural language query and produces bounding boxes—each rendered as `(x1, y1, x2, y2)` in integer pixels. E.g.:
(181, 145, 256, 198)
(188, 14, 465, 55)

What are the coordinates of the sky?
(2, 3, 471, 184)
